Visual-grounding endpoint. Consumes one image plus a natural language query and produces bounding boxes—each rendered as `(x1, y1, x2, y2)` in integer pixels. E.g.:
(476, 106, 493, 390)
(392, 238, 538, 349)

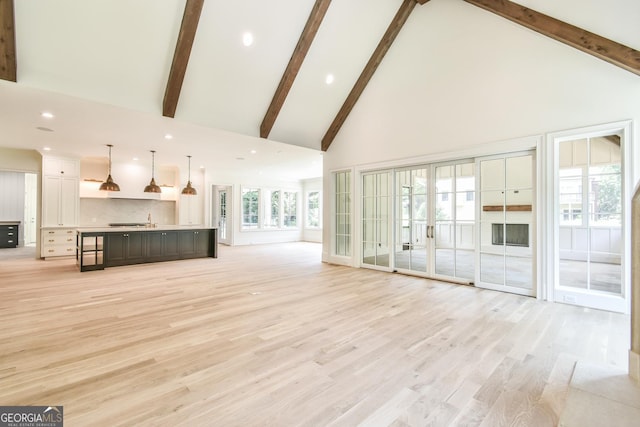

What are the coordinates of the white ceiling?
(1, 0, 638, 181)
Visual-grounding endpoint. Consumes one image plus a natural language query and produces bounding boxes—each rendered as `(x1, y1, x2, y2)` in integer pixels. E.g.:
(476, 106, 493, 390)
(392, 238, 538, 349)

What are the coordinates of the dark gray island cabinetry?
(146, 230, 180, 262)
(77, 227, 217, 271)
(106, 231, 146, 267)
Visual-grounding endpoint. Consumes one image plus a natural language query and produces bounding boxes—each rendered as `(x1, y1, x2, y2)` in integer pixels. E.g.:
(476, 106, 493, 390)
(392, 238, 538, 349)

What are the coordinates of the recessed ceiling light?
(133, 157, 139, 161)
(43, 147, 51, 151)
(250, 150, 257, 154)
(164, 134, 173, 140)
(41, 112, 54, 119)
(325, 74, 334, 85)
(242, 32, 254, 47)
(200, 165, 205, 169)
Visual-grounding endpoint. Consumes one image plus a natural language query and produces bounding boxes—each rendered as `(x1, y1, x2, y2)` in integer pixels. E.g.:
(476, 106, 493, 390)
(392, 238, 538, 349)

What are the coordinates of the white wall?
(0, 148, 41, 172)
(322, 0, 640, 261)
(302, 177, 323, 243)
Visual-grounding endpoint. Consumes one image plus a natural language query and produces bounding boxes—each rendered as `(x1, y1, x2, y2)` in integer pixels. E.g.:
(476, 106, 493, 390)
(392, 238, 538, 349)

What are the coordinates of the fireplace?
(492, 223, 529, 247)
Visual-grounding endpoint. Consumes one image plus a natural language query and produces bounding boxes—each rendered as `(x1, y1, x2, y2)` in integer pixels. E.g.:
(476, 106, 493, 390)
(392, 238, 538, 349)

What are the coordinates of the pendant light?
(181, 155, 197, 195)
(144, 150, 162, 193)
(99, 144, 120, 191)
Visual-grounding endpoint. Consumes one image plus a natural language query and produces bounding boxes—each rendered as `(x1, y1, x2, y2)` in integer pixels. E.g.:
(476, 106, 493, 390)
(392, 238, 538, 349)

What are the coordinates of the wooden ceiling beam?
(321, 0, 428, 152)
(260, 0, 332, 139)
(0, 0, 17, 82)
(163, 0, 205, 118)
(464, 0, 640, 77)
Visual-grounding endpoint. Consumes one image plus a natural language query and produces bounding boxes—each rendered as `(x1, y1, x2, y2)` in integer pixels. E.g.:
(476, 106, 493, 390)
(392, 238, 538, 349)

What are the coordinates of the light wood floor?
(0, 243, 630, 426)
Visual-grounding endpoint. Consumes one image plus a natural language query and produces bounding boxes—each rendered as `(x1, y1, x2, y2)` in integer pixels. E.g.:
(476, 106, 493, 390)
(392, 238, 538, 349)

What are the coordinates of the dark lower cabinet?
(98, 228, 217, 270)
(0, 224, 19, 248)
(147, 231, 180, 261)
(105, 232, 146, 267)
(180, 230, 213, 258)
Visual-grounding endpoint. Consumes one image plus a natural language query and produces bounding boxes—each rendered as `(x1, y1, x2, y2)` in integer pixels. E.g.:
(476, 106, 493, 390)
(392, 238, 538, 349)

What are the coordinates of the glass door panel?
(434, 162, 476, 282)
(362, 171, 391, 269)
(480, 188, 505, 286)
(218, 190, 227, 241)
(478, 153, 534, 296)
(435, 165, 454, 277)
(394, 168, 428, 273)
(557, 137, 622, 297)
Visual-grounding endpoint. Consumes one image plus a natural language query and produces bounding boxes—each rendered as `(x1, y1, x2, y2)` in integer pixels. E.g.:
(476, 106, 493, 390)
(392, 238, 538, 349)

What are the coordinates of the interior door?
(213, 186, 231, 245)
(24, 173, 38, 245)
(554, 135, 624, 312)
(362, 171, 392, 270)
(478, 152, 535, 296)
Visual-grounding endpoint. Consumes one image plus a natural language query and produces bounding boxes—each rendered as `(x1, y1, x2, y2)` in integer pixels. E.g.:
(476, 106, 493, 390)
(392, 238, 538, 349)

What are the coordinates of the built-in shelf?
(482, 204, 532, 212)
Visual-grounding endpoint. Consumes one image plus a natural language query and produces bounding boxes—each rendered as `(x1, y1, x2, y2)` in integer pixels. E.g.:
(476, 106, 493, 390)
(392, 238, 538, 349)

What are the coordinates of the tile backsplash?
(80, 198, 176, 226)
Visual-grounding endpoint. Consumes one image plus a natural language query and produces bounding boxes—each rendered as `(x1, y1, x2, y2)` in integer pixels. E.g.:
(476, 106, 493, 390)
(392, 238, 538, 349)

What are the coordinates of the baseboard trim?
(630, 350, 640, 383)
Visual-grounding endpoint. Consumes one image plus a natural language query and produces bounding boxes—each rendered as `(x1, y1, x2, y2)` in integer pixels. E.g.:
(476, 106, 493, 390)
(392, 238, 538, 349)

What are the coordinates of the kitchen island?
(76, 226, 217, 272)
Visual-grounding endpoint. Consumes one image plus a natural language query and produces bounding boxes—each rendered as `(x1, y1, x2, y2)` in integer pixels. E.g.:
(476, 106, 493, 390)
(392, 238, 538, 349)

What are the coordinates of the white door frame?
(212, 184, 233, 246)
(545, 120, 633, 314)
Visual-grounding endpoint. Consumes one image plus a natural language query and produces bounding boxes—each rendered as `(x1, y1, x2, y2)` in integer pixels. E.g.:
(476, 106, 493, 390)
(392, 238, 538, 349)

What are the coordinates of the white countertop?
(76, 225, 215, 233)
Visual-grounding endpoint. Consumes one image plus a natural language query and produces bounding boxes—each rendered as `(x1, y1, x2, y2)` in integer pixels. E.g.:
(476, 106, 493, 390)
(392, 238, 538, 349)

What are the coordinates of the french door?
(394, 167, 429, 273)
(553, 132, 625, 312)
(212, 186, 231, 245)
(362, 171, 392, 269)
(433, 162, 476, 283)
(361, 161, 478, 285)
(477, 152, 535, 296)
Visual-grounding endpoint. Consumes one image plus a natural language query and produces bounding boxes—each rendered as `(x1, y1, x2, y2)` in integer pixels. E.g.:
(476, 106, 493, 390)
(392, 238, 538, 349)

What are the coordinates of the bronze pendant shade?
(181, 155, 197, 195)
(144, 150, 162, 193)
(99, 144, 120, 191)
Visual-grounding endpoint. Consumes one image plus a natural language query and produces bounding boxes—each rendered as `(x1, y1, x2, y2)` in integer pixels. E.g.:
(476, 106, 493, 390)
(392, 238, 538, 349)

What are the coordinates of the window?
(283, 191, 297, 227)
(307, 191, 320, 228)
(241, 186, 300, 230)
(263, 189, 280, 228)
(334, 171, 351, 256)
(242, 188, 259, 228)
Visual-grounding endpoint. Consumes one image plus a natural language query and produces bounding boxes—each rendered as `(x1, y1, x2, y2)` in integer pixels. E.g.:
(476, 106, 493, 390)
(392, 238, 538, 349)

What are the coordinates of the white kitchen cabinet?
(179, 194, 203, 225)
(43, 156, 79, 177)
(41, 227, 76, 258)
(43, 175, 79, 226)
(41, 156, 79, 258)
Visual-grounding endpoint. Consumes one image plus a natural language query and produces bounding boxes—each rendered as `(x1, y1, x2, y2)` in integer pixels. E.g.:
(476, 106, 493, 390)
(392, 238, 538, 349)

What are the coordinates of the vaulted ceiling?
(0, 0, 638, 179)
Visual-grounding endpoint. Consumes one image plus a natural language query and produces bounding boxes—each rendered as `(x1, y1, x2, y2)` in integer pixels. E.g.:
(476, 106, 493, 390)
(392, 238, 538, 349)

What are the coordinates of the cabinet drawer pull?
(7, 232, 13, 236)
(48, 249, 54, 253)
(49, 231, 55, 234)
(67, 238, 73, 242)
(49, 239, 55, 242)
